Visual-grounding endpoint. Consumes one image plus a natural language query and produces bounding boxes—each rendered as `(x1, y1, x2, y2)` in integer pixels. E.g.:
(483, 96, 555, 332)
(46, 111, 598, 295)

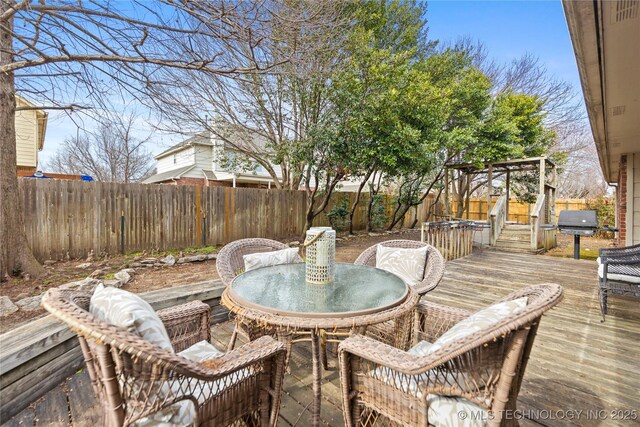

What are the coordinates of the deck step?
(498, 234, 530, 241)
(494, 241, 532, 249)
(486, 245, 542, 254)
(503, 224, 530, 230)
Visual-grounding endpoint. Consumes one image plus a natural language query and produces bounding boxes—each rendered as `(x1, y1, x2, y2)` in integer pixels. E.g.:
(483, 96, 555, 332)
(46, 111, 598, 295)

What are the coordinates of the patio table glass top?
(229, 262, 408, 318)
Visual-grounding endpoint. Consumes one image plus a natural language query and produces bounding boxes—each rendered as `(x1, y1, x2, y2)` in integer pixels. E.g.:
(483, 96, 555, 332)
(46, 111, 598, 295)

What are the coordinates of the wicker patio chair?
(42, 288, 287, 427)
(338, 283, 564, 427)
(598, 245, 640, 321)
(216, 238, 303, 351)
(354, 240, 445, 348)
(354, 240, 445, 296)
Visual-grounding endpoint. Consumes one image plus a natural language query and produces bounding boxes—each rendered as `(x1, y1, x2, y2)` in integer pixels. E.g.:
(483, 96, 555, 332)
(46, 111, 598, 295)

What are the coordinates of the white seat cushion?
(597, 264, 640, 283)
(428, 298, 528, 353)
(178, 340, 224, 362)
(427, 394, 487, 427)
(134, 341, 246, 426)
(243, 248, 300, 272)
(90, 284, 173, 351)
(408, 340, 434, 356)
(374, 342, 488, 427)
(376, 245, 428, 286)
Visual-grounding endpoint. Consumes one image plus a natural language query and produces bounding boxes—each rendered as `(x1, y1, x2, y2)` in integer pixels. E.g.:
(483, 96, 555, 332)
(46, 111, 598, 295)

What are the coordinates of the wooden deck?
(3, 250, 639, 426)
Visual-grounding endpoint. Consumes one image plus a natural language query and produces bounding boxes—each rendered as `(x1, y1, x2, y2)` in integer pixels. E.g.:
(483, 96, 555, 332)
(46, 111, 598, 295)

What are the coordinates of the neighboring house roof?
(15, 95, 48, 151)
(142, 165, 195, 184)
(155, 124, 272, 161)
(155, 131, 213, 159)
(202, 169, 217, 180)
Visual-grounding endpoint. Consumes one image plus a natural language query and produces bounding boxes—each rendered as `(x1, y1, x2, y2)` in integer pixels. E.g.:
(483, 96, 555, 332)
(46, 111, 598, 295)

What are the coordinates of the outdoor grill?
(557, 210, 616, 259)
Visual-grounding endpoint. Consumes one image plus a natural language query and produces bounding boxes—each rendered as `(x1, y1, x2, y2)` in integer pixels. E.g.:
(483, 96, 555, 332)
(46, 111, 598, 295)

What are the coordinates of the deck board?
(3, 250, 639, 426)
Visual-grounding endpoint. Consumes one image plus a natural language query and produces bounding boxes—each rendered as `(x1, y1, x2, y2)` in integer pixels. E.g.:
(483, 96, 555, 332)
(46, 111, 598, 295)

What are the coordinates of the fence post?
(120, 211, 125, 254)
(202, 214, 207, 247)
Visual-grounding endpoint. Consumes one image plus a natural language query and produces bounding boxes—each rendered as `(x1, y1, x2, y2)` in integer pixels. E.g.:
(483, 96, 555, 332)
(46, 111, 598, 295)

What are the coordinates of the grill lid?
(558, 210, 598, 228)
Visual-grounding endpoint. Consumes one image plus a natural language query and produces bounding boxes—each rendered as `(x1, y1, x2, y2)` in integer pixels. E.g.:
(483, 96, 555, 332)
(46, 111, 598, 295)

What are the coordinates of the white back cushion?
(90, 284, 173, 351)
(376, 245, 428, 286)
(428, 297, 528, 353)
(243, 247, 300, 272)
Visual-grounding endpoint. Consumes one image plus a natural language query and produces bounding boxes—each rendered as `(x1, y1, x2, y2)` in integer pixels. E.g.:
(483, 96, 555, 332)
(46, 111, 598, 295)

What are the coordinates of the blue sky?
(427, 0, 580, 89)
(39, 0, 583, 166)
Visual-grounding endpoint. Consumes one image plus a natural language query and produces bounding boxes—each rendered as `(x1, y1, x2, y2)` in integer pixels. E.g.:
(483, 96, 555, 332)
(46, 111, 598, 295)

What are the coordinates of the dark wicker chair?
(216, 238, 303, 351)
(42, 288, 287, 427)
(354, 240, 445, 348)
(598, 244, 640, 321)
(338, 284, 563, 427)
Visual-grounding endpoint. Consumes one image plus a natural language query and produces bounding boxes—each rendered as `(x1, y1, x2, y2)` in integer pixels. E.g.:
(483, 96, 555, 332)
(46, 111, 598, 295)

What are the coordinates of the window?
(173, 154, 177, 165)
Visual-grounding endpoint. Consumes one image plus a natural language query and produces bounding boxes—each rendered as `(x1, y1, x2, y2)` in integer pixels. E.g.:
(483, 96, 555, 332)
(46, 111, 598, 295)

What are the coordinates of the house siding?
(15, 109, 38, 169)
(194, 145, 213, 171)
(156, 147, 195, 173)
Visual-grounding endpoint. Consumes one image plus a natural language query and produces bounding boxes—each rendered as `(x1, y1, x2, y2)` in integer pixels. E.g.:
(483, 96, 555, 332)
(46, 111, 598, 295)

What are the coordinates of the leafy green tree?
(326, 0, 438, 232)
(387, 49, 492, 228)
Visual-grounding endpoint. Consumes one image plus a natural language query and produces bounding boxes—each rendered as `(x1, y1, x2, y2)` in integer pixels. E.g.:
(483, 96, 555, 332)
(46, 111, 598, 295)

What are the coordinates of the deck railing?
(530, 194, 546, 252)
(489, 195, 507, 246)
(421, 221, 475, 260)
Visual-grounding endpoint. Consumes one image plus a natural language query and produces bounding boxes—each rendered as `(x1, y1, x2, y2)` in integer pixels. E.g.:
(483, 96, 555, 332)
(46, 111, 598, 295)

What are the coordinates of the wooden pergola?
(444, 156, 557, 223)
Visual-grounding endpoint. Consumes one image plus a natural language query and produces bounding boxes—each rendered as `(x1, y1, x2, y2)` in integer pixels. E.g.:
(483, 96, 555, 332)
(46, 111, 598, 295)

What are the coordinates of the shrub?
(369, 194, 388, 230)
(585, 196, 615, 239)
(327, 198, 350, 231)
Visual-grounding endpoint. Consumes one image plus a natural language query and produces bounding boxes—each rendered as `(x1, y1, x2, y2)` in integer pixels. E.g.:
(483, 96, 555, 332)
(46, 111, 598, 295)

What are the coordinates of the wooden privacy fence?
(18, 180, 440, 261)
(450, 198, 588, 223)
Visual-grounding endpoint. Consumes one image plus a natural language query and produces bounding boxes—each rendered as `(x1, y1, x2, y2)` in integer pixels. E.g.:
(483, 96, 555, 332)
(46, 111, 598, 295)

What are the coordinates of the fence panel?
(17, 179, 591, 261)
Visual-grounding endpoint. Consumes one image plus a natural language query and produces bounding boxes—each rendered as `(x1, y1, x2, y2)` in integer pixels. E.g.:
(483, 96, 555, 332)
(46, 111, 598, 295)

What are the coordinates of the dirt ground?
(0, 229, 421, 333)
(544, 233, 616, 261)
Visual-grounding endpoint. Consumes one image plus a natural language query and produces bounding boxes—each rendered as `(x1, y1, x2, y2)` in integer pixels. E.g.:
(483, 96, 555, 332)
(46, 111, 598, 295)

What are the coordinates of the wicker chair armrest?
(603, 258, 640, 265)
(339, 334, 475, 377)
(353, 246, 376, 266)
(414, 300, 471, 342)
(599, 243, 640, 255)
(188, 336, 287, 380)
(418, 249, 445, 294)
(157, 301, 211, 352)
(601, 259, 640, 283)
(600, 249, 640, 262)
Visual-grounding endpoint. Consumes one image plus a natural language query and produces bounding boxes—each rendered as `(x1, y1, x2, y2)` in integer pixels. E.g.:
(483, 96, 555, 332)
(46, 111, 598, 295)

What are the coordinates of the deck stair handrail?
(489, 195, 507, 246)
(530, 193, 546, 251)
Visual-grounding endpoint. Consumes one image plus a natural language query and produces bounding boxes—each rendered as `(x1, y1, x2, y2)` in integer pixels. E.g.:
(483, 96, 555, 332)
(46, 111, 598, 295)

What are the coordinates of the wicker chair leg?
(320, 330, 328, 370)
(228, 325, 239, 351)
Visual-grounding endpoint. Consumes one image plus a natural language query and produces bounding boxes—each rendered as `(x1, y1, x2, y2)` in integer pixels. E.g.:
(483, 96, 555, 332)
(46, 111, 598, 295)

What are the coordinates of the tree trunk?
(349, 167, 374, 235)
(366, 193, 375, 232)
(0, 3, 45, 280)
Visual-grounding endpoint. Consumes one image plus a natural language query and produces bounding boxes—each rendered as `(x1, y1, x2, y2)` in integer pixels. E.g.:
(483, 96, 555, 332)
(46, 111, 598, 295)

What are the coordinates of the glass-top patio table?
(221, 263, 420, 426)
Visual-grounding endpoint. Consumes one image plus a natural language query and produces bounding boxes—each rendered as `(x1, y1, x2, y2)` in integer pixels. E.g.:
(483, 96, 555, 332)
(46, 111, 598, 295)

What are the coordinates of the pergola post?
(505, 169, 510, 222)
(487, 164, 493, 221)
(539, 158, 546, 223)
(465, 174, 471, 219)
(539, 158, 545, 195)
(551, 163, 557, 224)
(444, 167, 450, 218)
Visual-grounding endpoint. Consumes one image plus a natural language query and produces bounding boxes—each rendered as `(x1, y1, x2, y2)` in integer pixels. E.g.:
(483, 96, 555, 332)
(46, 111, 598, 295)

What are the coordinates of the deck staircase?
(492, 224, 542, 254)
(488, 193, 554, 254)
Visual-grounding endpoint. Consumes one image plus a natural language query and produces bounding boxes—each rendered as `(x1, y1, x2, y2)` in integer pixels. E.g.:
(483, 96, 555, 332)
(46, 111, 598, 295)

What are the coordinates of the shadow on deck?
(3, 250, 639, 426)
